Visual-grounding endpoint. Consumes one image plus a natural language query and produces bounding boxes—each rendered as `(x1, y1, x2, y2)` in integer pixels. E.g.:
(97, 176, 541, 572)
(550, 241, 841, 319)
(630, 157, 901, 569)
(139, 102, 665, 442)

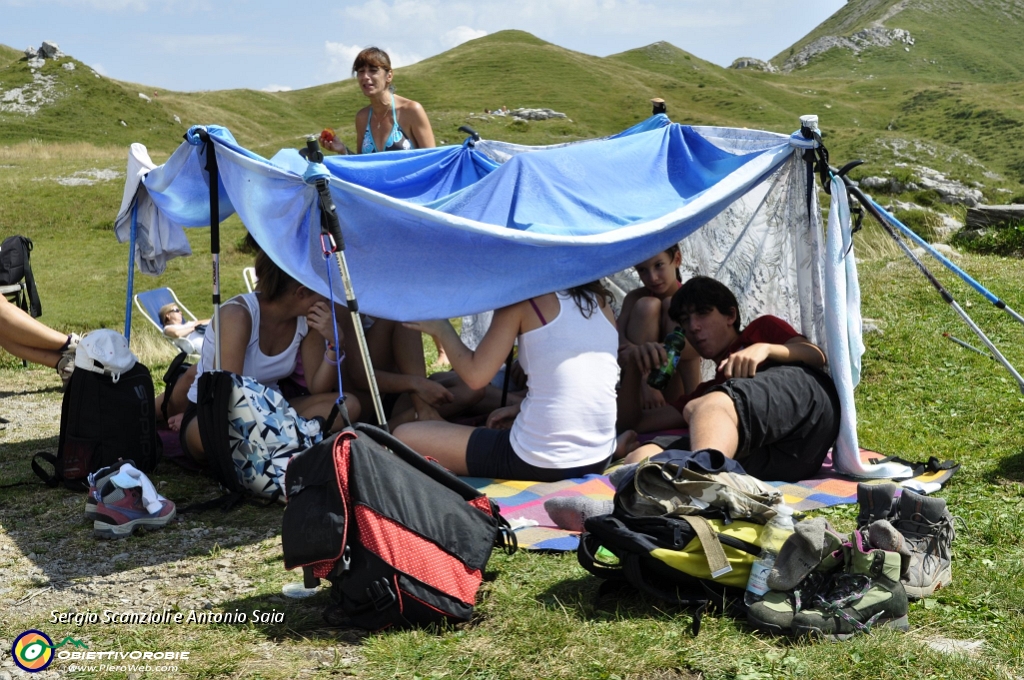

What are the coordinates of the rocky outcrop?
(782, 27, 914, 71)
(859, 166, 983, 207)
(965, 205, 1024, 229)
(730, 57, 778, 73)
(510, 108, 567, 121)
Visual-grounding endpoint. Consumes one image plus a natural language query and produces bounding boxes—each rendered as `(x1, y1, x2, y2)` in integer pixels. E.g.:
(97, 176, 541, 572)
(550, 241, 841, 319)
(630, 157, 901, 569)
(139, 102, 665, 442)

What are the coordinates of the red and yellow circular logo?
(12, 630, 54, 672)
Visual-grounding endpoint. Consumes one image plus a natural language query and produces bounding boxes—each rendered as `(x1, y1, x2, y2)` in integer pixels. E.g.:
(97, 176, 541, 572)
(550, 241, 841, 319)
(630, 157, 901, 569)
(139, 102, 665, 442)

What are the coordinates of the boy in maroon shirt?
(618, 276, 840, 482)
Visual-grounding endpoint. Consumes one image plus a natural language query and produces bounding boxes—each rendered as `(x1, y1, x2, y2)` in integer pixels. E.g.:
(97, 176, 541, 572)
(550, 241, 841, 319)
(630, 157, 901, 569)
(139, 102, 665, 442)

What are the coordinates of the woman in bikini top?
(322, 47, 435, 155)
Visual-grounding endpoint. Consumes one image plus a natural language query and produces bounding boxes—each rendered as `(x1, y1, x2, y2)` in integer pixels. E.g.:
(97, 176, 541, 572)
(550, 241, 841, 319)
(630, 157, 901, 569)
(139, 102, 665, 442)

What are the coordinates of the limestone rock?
(24, 46, 38, 58)
(510, 107, 567, 121)
(62, 62, 75, 71)
(39, 41, 63, 59)
(730, 57, 777, 73)
(783, 27, 914, 72)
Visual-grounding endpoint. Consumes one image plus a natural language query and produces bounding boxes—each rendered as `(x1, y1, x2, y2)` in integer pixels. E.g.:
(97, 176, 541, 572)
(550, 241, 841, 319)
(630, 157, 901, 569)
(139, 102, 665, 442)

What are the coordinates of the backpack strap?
(677, 515, 732, 578)
(31, 451, 62, 488)
(20, 236, 41, 317)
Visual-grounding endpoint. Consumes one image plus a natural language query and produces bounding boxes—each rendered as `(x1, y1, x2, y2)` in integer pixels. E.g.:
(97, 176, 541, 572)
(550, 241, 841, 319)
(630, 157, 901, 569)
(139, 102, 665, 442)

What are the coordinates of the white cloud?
(324, 41, 363, 80)
(442, 26, 487, 49)
(261, 84, 292, 93)
(323, 40, 424, 82)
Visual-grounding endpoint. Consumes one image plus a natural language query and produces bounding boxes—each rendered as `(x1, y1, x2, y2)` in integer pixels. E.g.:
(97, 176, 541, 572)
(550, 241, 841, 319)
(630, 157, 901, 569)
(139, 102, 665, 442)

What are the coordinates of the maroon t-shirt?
(672, 315, 804, 412)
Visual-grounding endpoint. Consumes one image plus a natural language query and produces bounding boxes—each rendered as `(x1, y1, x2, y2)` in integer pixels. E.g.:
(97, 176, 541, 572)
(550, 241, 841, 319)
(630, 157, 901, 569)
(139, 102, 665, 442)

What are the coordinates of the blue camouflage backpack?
(196, 371, 325, 505)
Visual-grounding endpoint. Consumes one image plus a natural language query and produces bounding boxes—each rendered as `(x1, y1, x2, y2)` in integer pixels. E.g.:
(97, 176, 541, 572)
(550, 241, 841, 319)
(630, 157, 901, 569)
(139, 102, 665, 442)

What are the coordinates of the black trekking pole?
(301, 137, 388, 429)
(194, 128, 223, 371)
(840, 176, 1024, 395)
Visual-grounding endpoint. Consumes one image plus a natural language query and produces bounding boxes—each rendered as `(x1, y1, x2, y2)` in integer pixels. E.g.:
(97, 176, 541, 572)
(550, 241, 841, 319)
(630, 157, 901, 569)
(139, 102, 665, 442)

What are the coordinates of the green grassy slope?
(776, 0, 1024, 83)
(0, 43, 22, 66)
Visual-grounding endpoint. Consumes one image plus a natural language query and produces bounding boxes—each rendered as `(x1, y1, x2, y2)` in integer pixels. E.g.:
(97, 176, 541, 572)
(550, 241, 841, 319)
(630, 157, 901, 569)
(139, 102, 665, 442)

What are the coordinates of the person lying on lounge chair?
(158, 302, 209, 350)
(393, 282, 636, 482)
(618, 276, 839, 483)
(0, 295, 80, 387)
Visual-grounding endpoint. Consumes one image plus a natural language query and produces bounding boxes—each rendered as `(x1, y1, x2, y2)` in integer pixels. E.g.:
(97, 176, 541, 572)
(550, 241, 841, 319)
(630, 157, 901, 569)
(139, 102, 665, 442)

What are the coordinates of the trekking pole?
(194, 128, 223, 371)
(867, 198, 1024, 328)
(301, 137, 388, 429)
(841, 177, 1024, 395)
(943, 332, 993, 360)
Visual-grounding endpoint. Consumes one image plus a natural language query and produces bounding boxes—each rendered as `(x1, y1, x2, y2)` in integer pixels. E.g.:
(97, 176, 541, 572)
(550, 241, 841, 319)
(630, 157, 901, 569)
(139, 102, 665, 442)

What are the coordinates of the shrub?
(893, 208, 941, 242)
(952, 220, 1024, 257)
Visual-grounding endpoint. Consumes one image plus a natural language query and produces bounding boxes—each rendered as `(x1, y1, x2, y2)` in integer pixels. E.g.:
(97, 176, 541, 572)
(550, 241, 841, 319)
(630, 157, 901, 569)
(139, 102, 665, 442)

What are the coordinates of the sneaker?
(856, 482, 898, 528)
(93, 480, 175, 539)
(894, 489, 956, 599)
(84, 459, 136, 521)
(747, 527, 847, 635)
(791, 530, 909, 640)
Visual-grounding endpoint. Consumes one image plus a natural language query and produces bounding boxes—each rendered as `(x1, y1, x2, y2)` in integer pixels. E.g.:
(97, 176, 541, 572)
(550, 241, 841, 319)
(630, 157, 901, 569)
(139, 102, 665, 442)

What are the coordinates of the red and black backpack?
(281, 423, 516, 631)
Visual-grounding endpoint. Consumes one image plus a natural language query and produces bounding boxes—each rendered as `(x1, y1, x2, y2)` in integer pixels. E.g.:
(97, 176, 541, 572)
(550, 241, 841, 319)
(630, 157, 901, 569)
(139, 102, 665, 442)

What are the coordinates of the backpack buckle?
(367, 579, 397, 611)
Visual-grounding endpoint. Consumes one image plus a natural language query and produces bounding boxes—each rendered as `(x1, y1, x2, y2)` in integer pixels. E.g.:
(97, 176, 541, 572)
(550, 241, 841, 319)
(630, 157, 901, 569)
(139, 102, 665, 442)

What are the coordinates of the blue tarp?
(120, 117, 793, 321)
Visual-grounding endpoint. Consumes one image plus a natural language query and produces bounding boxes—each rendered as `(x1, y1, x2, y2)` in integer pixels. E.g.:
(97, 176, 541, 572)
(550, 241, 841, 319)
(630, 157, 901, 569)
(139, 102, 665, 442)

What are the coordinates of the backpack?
(195, 371, 325, 505)
(0, 235, 42, 317)
(33, 362, 160, 491)
(577, 450, 783, 635)
(281, 423, 517, 631)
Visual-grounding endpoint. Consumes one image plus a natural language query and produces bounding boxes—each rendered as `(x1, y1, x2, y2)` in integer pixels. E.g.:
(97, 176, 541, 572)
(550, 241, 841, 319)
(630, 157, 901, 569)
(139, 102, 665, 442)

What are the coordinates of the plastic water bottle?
(744, 505, 795, 606)
(647, 329, 688, 390)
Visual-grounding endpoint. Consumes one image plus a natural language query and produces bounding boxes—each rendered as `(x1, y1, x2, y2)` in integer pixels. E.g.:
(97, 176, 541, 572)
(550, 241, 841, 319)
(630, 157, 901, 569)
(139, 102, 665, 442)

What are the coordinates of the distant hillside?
(774, 0, 1024, 82)
(1, 16, 1023, 193)
(0, 43, 22, 67)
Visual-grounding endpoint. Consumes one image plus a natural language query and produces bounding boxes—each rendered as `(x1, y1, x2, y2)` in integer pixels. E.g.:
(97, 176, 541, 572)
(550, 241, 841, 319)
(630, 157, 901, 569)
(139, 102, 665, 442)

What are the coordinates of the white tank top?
(187, 292, 308, 403)
(510, 292, 619, 469)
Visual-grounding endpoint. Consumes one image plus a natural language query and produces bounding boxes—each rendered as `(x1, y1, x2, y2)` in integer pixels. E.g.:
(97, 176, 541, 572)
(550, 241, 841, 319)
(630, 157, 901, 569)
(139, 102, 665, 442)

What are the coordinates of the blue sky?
(0, 0, 846, 92)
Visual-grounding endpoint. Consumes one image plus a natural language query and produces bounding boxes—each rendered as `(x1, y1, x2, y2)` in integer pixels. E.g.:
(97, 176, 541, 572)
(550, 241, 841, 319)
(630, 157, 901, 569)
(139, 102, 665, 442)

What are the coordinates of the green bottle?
(647, 329, 687, 391)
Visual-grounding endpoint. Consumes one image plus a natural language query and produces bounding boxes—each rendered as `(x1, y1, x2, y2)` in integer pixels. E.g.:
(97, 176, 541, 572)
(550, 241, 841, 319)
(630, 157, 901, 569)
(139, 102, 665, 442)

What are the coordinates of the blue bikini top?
(362, 97, 414, 153)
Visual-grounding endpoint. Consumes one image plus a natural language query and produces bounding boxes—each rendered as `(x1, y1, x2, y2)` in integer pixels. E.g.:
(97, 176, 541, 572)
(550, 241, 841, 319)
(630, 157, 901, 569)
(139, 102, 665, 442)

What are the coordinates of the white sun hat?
(74, 329, 137, 383)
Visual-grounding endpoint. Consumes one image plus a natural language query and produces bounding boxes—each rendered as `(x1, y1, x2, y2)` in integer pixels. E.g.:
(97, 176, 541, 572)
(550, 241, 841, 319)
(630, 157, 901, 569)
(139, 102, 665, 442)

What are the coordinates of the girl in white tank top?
(393, 283, 623, 482)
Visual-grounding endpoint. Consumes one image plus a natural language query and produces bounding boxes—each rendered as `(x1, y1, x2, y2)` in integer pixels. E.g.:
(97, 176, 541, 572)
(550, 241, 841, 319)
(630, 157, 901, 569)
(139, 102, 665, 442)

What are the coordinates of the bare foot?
(167, 412, 184, 432)
(614, 430, 639, 460)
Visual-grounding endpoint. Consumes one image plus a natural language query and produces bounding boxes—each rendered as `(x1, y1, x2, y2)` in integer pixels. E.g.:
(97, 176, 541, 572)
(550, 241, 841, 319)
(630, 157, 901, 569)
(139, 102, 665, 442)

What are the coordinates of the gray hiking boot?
(856, 482, 898, 528)
(894, 489, 956, 599)
(791, 529, 909, 640)
(747, 523, 847, 635)
(85, 459, 135, 521)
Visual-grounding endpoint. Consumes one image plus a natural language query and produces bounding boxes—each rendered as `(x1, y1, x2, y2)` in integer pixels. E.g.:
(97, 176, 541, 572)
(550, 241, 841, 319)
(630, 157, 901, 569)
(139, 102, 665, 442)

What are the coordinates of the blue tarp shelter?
(114, 114, 911, 479)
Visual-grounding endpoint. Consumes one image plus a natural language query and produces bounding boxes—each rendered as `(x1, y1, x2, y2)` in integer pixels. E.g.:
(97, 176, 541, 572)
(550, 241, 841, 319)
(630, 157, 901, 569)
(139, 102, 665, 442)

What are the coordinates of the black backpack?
(33, 362, 160, 490)
(281, 423, 517, 631)
(0, 235, 42, 317)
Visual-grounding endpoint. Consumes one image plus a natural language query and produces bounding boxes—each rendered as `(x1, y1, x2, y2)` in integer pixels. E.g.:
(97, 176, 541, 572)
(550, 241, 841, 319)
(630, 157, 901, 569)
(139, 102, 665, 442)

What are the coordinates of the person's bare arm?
(215, 305, 251, 376)
(404, 100, 435, 149)
(162, 322, 196, 339)
(719, 336, 826, 379)
(405, 304, 521, 390)
(354, 108, 369, 154)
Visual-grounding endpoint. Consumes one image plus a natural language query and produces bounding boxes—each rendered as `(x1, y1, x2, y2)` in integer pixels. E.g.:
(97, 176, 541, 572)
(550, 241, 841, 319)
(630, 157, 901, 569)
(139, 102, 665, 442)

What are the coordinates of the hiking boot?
(856, 482, 898, 528)
(93, 479, 175, 539)
(894, 489, 955, 599)
(84, 459, 135, 521)
(747, 526, 847, 635)
(791, 530, 909, 640)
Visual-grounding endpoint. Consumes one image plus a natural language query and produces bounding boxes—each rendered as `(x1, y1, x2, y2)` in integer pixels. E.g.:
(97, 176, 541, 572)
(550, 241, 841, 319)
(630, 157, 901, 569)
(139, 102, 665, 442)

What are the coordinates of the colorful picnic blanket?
(464, 448, 958, 551)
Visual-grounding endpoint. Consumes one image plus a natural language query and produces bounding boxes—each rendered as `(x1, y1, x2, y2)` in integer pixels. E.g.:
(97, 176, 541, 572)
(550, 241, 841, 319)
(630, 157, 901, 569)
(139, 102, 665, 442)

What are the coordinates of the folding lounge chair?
(134, 287, 203, 357)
